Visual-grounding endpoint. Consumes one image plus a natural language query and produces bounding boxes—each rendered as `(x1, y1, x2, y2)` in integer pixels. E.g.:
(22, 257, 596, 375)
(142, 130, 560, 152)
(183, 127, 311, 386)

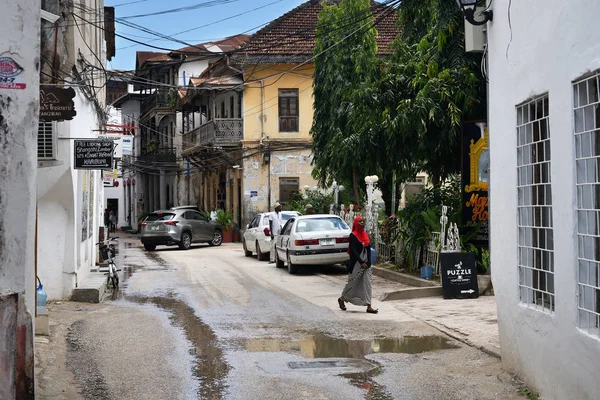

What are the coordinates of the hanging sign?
(440, 252, 479, 299)
(74, 139, 113, 169)
(461, 123, 489, 246)
(98, 134, 123, 158)
(0, 57, 26, 90)
(122, 136, 132, 155)
(39, 85, 76, 121)
(103, 170, 114, 187)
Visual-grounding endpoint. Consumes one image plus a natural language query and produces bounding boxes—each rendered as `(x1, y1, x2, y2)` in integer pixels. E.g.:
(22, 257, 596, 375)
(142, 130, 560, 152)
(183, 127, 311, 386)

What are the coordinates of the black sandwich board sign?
(440, 252, 479, 299)
(74, 139, 113, 169)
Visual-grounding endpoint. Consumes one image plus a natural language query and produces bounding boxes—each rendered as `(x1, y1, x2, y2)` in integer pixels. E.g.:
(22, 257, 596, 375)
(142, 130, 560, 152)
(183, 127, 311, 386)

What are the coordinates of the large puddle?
(240, 333, 458, 358)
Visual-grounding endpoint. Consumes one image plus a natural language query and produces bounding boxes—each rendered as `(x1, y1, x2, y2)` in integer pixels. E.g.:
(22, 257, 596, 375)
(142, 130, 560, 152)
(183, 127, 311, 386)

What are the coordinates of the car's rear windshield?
(282, 213, 297, 221)
(145, 213, 175, 222)
(295, 217, 348, 233)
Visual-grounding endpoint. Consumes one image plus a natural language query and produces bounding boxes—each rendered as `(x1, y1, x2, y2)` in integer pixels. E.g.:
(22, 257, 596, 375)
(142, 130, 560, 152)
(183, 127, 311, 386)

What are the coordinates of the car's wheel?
(143, 243, 156, 251)
(179, 232, 192, 250)
(287, 252, 299, 274)
(210, 230, 223, 246)
(256, 241, 268, 261)
(243, 239, 252, 257)
(275, 250, 285, 268)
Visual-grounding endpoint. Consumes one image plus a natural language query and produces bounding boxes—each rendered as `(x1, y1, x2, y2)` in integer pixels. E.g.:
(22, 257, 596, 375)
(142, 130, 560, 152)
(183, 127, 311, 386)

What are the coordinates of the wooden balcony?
(183, 118, 243, 153)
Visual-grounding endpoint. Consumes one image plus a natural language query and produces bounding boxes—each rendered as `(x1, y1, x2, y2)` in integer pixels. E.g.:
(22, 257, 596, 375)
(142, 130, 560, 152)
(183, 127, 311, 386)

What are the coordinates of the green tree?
(311, 0, 379, 202)
(379, 0, 485, 186)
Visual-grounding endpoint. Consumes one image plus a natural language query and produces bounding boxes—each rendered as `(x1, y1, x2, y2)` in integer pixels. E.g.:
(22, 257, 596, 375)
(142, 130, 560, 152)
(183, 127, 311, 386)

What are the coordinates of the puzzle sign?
(440, 252, 479, 299)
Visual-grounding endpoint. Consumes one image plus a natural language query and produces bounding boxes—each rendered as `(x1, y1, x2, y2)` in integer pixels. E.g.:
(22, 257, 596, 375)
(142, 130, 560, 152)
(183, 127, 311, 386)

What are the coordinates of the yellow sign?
(465, 128, 489, 193)
(113, 168, 118, 180)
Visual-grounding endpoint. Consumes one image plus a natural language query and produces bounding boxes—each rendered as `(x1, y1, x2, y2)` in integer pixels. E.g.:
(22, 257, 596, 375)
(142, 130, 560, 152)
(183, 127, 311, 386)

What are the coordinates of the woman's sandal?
(366, 308, 378, 314)
(338, 298, 347, 311)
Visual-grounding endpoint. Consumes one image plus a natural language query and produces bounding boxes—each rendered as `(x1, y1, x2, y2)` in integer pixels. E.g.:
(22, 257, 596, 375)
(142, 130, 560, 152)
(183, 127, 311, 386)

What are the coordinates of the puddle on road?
(240, 333, 458, 358)
(128, 294, 230, 399)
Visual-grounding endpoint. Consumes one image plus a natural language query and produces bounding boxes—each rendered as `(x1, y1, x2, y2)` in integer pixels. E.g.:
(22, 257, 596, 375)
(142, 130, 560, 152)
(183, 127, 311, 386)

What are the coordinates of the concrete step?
(71, 273, 108, 303)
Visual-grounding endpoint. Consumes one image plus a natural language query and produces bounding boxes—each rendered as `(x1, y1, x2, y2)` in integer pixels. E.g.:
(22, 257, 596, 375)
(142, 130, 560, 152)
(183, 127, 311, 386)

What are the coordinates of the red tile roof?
(240, 0, 398, 58)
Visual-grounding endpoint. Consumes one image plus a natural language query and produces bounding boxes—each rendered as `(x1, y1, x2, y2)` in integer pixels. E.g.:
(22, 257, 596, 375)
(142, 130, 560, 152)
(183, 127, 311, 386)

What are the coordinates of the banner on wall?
(461, 123, 489, 246)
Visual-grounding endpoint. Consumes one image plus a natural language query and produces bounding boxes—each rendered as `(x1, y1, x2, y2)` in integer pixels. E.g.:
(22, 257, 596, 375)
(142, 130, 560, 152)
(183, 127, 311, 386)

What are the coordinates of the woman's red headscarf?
(348, 216, 370, 253)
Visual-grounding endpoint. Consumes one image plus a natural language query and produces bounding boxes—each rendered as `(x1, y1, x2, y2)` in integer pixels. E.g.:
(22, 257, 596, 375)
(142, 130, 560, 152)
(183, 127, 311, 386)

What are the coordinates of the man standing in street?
(305, 204, 315, 215)
(269, 202, 283, 263)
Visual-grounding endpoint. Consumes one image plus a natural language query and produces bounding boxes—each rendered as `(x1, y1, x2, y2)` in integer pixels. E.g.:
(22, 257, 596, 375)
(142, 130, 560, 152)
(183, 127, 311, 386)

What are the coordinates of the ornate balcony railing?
(140, 89, 175, 117)
(138, 147, 177, 164)
(183, 118, 243, 150)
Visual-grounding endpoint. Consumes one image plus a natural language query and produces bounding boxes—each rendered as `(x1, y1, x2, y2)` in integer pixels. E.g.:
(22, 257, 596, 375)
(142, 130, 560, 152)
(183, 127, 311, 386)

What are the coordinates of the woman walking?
(338, 216, 378, 314)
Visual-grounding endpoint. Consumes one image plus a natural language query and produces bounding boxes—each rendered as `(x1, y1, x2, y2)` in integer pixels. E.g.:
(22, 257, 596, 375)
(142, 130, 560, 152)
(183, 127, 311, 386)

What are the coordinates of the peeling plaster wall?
(488, 1, 600, 398)
(0, 0, 40, 313)
(241, 149, 316, 225)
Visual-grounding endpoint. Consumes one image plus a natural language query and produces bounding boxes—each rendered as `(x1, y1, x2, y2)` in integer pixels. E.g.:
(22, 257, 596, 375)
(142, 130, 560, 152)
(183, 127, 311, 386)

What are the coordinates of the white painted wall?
(0, 0, 40, 315)
(37, 89, 104, 300)
(178, 59, 210, 86)
(488, 1, 600, 399)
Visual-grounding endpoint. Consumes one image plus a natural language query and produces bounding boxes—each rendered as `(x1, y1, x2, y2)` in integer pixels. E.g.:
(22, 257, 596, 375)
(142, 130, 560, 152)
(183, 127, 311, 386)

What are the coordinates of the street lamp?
(455, 0, 493, 26)
(331, 181, 345, 207)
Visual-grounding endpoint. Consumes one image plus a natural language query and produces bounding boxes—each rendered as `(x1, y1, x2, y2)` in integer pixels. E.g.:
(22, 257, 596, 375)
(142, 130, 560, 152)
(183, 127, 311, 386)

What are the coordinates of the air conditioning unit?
(38, 120, 57, 160)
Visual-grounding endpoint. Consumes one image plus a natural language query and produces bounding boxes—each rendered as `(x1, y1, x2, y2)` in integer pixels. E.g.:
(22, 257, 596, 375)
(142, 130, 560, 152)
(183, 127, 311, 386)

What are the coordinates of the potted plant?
(215, 209, 234, 242)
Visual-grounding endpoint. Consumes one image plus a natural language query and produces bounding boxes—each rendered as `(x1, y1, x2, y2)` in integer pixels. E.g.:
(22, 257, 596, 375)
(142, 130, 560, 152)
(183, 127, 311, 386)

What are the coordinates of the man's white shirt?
(269, 211, 283, 235)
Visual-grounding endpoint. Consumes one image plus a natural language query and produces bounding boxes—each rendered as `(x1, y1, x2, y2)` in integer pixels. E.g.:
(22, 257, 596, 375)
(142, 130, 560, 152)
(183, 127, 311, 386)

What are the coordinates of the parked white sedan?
(274, 215, 351, 274)
(242, 211, 301, 260)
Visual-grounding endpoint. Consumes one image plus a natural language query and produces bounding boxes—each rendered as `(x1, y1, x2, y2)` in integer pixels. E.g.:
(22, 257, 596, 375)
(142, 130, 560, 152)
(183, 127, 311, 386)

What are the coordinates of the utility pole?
(0, 0, 40, 398)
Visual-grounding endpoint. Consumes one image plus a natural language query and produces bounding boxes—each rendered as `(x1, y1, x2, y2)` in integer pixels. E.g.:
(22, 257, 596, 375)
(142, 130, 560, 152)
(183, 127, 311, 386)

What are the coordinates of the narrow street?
(35, 236, 526, 400)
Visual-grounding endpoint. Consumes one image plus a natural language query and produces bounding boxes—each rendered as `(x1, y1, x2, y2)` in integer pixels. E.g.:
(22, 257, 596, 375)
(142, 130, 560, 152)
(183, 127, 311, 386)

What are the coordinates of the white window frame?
(573, 70, 600, 337)
(38, 120, 58, 160)
(516, 94, 555, 314)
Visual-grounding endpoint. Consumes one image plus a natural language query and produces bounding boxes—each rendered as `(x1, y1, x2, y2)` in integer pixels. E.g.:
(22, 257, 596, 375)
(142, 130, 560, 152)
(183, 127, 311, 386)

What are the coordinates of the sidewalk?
(318, 269, 501, 358)
(387, 295, 501, 358)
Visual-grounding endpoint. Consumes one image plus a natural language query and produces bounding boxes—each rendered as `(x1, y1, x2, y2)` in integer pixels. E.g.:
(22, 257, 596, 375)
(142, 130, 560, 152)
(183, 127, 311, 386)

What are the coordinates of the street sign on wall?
(74, 139, 113, 169)
(440, 252, 479, 299)
(39, 85, 76, 121)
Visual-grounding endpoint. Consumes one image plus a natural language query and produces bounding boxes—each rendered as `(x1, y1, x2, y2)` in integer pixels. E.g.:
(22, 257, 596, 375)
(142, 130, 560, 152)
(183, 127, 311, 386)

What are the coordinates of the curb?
(379, 286, 443, 301)
(372, 266, 440, 287)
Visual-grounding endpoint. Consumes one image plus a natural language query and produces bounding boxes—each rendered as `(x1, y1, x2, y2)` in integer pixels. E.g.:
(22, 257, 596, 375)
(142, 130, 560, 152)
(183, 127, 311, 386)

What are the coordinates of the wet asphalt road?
(60, 238, 526, 400)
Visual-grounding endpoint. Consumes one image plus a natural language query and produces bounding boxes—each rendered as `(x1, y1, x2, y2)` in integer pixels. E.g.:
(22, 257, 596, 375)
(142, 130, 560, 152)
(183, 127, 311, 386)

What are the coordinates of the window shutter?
(38, 121, 57, 160)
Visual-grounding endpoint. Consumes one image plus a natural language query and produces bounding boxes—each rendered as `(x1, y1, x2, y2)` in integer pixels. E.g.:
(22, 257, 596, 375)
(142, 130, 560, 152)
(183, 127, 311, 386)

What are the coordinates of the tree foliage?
(311, 0, 486, 214)
(311, 0, 379, 201)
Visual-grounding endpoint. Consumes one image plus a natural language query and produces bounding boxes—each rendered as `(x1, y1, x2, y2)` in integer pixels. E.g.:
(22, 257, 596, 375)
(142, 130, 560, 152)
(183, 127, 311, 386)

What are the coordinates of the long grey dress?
(341, 247, 372, 306)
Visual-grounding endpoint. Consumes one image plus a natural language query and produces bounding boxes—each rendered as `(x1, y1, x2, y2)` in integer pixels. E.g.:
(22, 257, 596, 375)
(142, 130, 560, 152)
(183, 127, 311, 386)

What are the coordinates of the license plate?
(320, 238, 335, 246)
(151, 225, 161, 231)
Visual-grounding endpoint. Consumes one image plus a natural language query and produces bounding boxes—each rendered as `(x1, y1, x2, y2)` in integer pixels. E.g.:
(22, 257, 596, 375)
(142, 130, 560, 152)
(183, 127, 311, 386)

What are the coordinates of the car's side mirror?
(245, 224, 250, 230)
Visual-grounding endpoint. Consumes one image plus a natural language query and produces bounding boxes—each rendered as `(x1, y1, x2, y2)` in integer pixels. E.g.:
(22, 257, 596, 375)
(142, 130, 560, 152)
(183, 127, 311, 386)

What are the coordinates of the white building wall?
(38, 90, 104, 300)
(488, 1, 600, 399)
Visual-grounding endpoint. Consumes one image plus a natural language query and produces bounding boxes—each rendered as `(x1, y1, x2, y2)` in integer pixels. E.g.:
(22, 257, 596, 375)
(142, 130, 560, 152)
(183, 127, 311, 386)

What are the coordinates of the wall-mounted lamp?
(455, 0, 493, 26)
(232, 165, 241, 169)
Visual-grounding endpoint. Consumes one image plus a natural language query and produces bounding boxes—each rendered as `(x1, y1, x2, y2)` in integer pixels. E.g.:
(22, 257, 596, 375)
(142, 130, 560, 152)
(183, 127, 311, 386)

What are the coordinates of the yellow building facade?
(240, 64, 319, 220)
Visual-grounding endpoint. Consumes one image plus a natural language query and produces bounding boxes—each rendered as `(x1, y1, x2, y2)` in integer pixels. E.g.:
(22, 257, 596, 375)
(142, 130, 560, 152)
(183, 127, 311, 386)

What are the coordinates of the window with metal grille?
(279, 89, 299, 132)
(516, 94, 555, 313)
(574, 71, 600, 336)
(38, 121, 56, 160)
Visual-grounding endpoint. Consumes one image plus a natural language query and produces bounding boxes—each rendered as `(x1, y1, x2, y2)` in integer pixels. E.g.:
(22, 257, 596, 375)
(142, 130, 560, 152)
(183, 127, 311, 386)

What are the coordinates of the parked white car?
(242, 211, 301, 260)
(274, 215, 351, 274)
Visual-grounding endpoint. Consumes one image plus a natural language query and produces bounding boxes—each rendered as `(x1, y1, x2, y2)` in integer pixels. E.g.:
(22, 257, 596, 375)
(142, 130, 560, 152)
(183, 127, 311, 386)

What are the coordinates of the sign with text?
(461, 123, 489, 246)
(39, 85, 76, 121)
(0, 56, 26, 90)
(103, 170, 114, 187)
(74, 139, 113, 169)
(440, 252, 479, 299)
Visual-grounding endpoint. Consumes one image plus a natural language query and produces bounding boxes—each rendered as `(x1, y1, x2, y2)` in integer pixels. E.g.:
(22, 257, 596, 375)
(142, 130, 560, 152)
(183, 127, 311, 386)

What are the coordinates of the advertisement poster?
(88, 171, 94, 239)
(461, 123, 489, 246)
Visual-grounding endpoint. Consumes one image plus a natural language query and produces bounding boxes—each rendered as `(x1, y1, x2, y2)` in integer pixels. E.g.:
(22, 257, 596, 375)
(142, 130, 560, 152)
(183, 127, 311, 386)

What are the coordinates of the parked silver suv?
(141, 208, 223, 251)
